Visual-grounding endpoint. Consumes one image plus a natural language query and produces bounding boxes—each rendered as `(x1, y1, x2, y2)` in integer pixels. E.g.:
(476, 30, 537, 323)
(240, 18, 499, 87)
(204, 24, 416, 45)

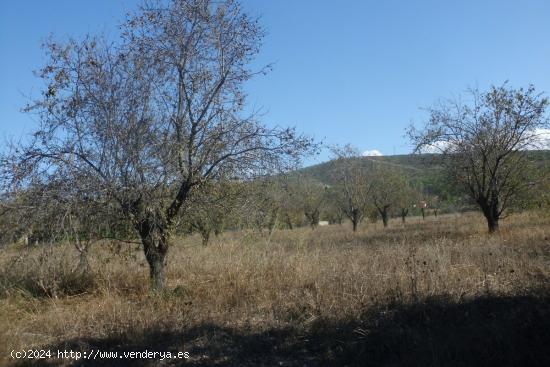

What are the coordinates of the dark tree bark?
(480, 197, 500, 233)
(351, 208, 360, 232)
(487, 217, 499, 233)
(381, 211, 388, 227)
(377, 205, 390, 228)
(401, 208, 408, 223)
(305, 209, 320, 229)
(136, 214, 172, 290)
(140, 233, 169, 290)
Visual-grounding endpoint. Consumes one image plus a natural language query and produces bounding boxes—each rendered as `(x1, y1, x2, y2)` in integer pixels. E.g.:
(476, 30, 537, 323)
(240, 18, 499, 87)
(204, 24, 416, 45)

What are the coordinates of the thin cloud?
(419, 128, 550, 154)
(526, 128, 550, 150)
(419, 141, 450, 154)
(362, 149, 383, 157)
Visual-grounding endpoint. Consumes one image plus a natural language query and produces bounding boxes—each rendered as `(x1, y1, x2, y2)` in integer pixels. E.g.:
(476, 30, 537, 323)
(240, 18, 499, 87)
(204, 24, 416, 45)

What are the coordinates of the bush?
(0, 246, 96, 298)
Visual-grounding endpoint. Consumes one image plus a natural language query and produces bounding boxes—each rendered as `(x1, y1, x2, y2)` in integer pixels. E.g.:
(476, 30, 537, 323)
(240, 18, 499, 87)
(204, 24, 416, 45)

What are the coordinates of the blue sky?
(1, 0, 550, 164)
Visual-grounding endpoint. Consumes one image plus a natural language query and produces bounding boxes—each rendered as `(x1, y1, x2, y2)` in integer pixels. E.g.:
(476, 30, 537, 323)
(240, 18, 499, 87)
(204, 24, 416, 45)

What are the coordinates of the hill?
(299, 150, 550, 202)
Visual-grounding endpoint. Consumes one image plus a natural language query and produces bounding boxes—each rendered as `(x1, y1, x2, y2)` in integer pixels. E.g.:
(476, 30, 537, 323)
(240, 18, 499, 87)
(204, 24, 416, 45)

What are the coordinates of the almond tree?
(369, 162, 408, 228)
(3, 0, 314, 289)
(395, 179, 420, 224)
(329, 145, 372, 232)
(180, 179, 241, 246)
(409, 84, 549, 233)
(286, 175, 326, 229)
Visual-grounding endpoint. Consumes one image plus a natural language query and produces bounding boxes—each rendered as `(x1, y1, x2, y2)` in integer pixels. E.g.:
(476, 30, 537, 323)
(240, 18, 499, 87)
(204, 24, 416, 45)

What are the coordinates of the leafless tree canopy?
(408, 84, 549, 232)
(329, 145, 372, 232)
(2, 0, 315, 289)
(369, 163, 408, 228)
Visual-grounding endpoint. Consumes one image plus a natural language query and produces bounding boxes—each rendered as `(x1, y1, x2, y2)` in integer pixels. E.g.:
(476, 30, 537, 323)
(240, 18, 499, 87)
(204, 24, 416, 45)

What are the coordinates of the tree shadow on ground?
(16, 294, 550, 367)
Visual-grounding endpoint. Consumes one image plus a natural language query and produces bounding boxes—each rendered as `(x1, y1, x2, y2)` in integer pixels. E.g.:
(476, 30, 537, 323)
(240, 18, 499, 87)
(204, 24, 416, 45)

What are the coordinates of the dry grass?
(1, 212, 549, 366)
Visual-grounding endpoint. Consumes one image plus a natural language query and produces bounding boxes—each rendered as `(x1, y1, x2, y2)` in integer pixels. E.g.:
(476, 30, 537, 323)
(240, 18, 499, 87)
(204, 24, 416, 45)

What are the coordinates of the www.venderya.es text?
(11, 349, 190, 361)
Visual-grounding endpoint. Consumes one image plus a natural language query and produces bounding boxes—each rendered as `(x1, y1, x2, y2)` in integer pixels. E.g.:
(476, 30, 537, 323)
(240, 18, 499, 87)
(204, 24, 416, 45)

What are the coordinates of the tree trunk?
(480, 199, 500, 234)
(487, 203, 499, 233)
(351, 208, 359, 232)
(421, 208, 425, 219)
(487, 217, 499, 233)
(377, 206, 389, 228)
(133, 182, 191, 291)
(306, 210, 320, 230)
(138, 221, 169, 291)
(147, 249, 166, 290)
(200, 228, 211, 246)
(401, 208, 408, 223)
(352, 219, 358, 232)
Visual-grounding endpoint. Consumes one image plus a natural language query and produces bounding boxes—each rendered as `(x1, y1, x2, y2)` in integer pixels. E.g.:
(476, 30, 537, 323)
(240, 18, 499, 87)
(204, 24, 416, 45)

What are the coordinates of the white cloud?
(362, 149, 383, 157)
(418, 128, 550, 154)
(526, 128, 550, 150)
(419, 141, 450, 154)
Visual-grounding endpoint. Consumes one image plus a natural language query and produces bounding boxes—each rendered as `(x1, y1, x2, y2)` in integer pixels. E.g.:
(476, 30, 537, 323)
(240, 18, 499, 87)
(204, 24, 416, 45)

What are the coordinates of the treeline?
(2, 147, 548, 251)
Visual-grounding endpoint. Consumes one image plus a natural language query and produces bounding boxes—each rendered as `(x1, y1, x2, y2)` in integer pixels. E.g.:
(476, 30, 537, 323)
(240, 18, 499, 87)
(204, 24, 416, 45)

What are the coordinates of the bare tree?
(3, 0, 314, 289)
(395, 179, 420, 224)
(369, 162, 408, 228)
(324, 195, 345, 225)
(180, 179, 241, 246)
(408, 84, 549, 233)
(278, 181, 303, 230)
(240, 178, 283, 233)
(329, 145, 372, 232)
(430, 195, 441, 217)
(286, 175, 326, 229)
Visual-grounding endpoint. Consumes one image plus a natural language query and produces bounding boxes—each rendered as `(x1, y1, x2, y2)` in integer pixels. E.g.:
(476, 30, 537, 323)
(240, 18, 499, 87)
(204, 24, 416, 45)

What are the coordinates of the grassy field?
(1, 212, 549, 366)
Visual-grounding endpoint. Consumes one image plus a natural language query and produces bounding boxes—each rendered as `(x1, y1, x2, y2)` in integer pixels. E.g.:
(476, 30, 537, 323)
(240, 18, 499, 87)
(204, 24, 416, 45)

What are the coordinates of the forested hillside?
(299, 150, 550, 205)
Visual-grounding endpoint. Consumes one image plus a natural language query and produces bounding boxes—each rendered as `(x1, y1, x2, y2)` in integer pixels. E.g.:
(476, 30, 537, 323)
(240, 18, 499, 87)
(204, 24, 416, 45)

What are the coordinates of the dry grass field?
(1, 212, 549, 366)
